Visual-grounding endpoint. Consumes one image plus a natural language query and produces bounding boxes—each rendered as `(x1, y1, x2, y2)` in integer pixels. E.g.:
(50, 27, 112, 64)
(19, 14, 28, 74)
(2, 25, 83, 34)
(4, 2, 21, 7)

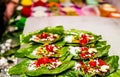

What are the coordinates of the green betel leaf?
(15, 44, 69, 59)
(27, 46, 69, 59)
(57, 69, 84, 77)
(26, 61, 75, 76)
(20, 74, 29, 77)
(44, 26, 64, 35)
(20, 26, 64, 45)
(8, 53, 74, 76)
(64, 29, 94, 35)
(68, 44, 110, 60)
(104, 56, 119, 74)
(94, 45, 110, 58)
(58, 56, 119, 77)
(63, 29, 102, 46)
(106, 69, 120, 77)
(8, 59, 29, 75)
(93, 41, 107, 48)
(15, 44, 41, 58)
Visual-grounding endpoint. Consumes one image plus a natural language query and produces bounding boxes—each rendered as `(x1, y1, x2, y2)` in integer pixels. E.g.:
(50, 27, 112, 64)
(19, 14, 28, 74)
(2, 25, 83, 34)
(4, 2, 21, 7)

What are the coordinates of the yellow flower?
(21, 0, 33, 6)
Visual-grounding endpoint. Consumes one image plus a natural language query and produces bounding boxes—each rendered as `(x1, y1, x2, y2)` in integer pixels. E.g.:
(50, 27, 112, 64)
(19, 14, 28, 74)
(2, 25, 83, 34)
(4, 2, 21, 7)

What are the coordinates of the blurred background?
(0, 0, 120, 77)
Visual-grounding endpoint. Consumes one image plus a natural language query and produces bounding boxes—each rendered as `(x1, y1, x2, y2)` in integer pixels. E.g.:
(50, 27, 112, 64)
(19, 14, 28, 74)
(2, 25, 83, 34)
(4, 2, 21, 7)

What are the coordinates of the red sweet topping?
(98, 59, 106, 66)
(80, 47, 90, 59)
(45, 45, 54, 52)
(79, 34, 89, 46)
(35, 57, 50, 67)
(40, 32, 48, 38)
(80, 47, 88, 51)
(89, 60, 97, 67)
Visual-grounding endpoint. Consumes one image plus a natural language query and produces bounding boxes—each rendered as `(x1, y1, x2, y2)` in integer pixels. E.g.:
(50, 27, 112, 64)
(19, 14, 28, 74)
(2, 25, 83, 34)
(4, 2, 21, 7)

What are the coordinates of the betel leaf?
(86, 41, 108, 50)
(20, 26, 64, 45)
(56, 56, 119, 77)
(64, 29, 102, 39)
(15, 44, 69, 59)
(27, 46, 69, 59)
(20, 74, 29, 77)
(88, 35, 102, 44)
(64, 29, 94, 35)
(86, 56, 119, 77)
(55, 41, 66, 47)
(69, 45, 110, 60)
(60, 53, 73, 62)
(57, 69, 84, 77)
(106, 69, 120, 77)
(8, 59, 29, 75)
(92, 55, 119, 77)
(64, 29, 102, 44)
(8, 54, 74, 76)
(43, 26, 64, 35)
(104, 56, 119, 74)
(93, 41, 107, 48)
(65, 40, 107, 48)
(15, 44, 41, 58)
(94, 45, 110, 58)
(26, 61, 75, 76)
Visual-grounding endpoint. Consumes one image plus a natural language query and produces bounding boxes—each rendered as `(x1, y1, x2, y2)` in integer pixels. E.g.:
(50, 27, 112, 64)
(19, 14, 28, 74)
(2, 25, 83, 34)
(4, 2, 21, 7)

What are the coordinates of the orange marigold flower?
(47, 2, 60, 7)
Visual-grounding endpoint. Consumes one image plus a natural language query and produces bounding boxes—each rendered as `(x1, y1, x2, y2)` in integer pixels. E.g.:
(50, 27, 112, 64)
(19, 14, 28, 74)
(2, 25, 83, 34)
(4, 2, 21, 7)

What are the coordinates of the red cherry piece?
(98, 59, 106, 66)
(49, 58, 57, 63)
(80, 53, 86, 58)
(79, 38, 89, 46)
(81, 47, 88, 51)
(35, 57, 50, 67)
(89, 61, 97, 67)
(40, 32, 48, 38)
(46, 45, 54, 52)
(79, 34, 91, 46)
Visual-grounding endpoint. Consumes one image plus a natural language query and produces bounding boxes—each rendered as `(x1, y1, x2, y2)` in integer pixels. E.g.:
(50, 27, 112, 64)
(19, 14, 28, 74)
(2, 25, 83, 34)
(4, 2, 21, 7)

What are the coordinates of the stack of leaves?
(8, 26, 120, 77)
